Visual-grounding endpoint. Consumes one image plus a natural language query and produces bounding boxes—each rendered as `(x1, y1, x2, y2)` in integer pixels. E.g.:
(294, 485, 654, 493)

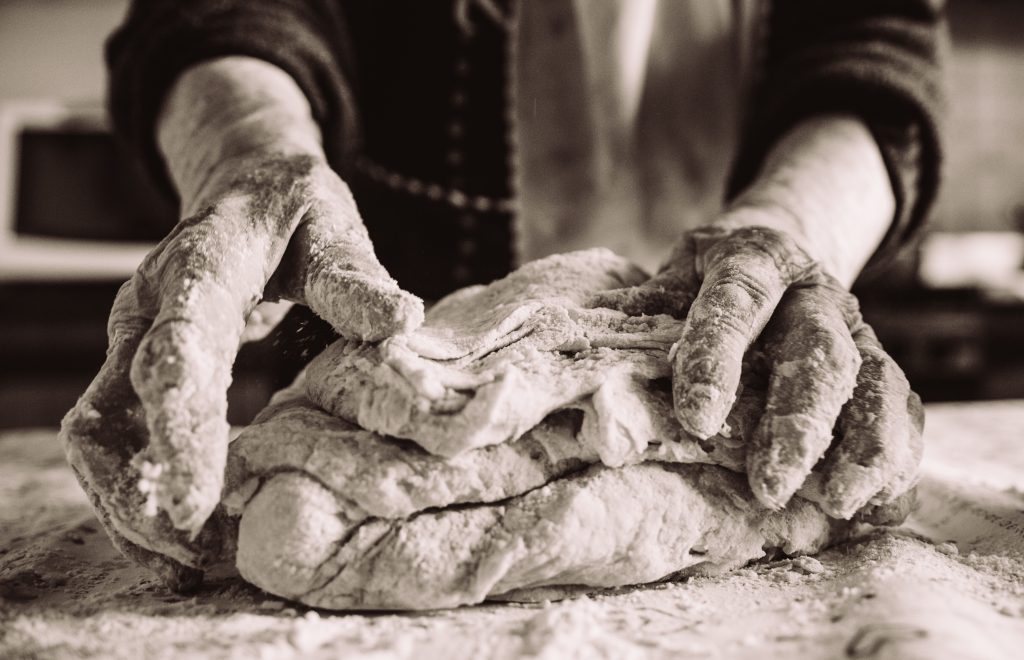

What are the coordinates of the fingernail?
(317, 272, 425, 341)
(674, 381, 732, 439)
(164, 565, 204, 594)
(750, 471, 800, 511)
(823, 466, 880, 520)
(749, 412, 833, 510)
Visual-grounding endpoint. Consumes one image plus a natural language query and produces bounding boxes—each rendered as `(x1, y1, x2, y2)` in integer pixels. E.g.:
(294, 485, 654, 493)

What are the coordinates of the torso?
(339, 0, 763, 297)
(515, 0, 761, 274)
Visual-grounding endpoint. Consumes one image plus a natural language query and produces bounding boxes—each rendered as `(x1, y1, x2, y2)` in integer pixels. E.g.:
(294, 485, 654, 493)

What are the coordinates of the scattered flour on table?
(5, 404, 1024, 658)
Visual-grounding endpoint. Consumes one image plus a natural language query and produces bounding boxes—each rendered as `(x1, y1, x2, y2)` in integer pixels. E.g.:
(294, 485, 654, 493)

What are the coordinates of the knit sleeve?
(105, 0, 359, 199)
(728, 0, 948, 268)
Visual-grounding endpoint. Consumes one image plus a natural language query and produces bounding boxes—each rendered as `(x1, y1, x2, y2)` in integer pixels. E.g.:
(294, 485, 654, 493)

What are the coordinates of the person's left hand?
(591, 224, 924, 520)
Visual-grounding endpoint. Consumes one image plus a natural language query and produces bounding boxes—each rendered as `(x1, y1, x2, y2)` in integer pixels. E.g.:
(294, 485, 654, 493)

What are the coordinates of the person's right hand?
(59, 58, 424, 590)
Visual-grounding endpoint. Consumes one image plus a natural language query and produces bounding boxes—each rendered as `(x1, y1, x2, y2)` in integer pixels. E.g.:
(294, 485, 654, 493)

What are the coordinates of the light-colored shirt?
(515, 0, 760, 273)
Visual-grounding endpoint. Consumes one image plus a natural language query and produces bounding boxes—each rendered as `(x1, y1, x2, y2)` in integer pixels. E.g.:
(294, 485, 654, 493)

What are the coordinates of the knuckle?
(763, 290, 862, 383)
(199, 154, 333, 235)
(839, 430, 890, 469)
(907, 391, 926, 435)
(130, 319, 225, 395)
(719, 268, 774, 307)
(856, 344, 910, 394)
(695, 275, 772, 337)
(788, 318, 860, 376)
(709, 225, 815, 280)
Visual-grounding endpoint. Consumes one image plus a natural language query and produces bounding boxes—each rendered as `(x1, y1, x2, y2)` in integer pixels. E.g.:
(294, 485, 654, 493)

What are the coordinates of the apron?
(514, 0, 762, 274)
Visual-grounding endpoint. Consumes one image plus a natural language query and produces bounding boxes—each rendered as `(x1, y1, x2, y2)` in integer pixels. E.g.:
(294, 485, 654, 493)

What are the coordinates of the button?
(448, 122, 464, 139)
(447, 149, 463, 167)
(457, 238, 476, 257)
(459, 213, 476, 230)
(448, 190, 468, 207)
(453, 264, 472, 283)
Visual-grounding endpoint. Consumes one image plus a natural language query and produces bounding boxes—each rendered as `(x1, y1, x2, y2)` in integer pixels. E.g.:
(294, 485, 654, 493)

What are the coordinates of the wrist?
(719, 115, 895, 287)
(157, 57, 325, 213)
(710, 202, 846, 282)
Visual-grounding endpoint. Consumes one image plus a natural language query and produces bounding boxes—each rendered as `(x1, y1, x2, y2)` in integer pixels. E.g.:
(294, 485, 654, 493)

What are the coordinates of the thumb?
(293, 183, 424, 341)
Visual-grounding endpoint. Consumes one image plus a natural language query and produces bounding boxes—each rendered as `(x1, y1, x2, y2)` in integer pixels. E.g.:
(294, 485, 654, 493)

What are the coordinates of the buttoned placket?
(449, 0, 521, 285)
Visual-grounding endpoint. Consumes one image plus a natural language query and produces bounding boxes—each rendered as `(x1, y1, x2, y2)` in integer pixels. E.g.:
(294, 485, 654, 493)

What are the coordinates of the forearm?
(717, 114, 895, 287)
(156, 56, 325, 215)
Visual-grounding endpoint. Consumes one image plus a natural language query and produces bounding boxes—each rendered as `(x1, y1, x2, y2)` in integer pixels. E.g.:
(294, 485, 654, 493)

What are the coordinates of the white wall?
(0, 0, 1021, 233)
(0, 0, 129, 104)
(937, 1, 1024, 233)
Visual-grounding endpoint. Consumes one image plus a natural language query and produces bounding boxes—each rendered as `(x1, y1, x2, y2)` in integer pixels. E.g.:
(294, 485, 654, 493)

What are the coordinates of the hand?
(591, 225, 923, 519)
(60, 151, 424, 588)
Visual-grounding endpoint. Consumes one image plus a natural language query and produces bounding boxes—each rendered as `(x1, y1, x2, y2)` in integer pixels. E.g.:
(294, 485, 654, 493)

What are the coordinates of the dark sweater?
(107, 0, 947, 301)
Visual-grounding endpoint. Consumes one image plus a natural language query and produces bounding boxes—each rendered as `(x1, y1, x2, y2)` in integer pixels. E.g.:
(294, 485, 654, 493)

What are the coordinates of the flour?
(5, 482, 1022, 660)
(9, 282, 1024, 656)
(226, 250, 919, 610)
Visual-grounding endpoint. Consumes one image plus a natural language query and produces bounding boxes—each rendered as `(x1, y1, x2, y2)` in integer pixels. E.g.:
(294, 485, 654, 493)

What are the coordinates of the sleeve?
(727, 0, 949, 268)
(105, 0, 360, 199)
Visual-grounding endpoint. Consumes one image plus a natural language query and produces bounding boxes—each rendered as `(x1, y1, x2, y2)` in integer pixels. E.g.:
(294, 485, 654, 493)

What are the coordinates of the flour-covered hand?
(60, 59, 424, 590)
(592, 225, 923, 519)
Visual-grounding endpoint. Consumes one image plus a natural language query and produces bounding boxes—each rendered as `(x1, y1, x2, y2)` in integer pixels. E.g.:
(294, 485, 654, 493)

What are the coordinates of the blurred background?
(1, 0, 1023, 428)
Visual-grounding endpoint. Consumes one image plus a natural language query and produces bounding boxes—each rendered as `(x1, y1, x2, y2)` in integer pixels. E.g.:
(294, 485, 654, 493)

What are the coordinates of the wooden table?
(2, 402, 1023, 659)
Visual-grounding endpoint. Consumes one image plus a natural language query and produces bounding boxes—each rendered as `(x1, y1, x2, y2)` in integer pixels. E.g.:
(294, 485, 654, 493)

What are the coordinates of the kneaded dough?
(225, 249, 853, 610)
(226, 393, 847, 610)
(305, 250, 690, 461)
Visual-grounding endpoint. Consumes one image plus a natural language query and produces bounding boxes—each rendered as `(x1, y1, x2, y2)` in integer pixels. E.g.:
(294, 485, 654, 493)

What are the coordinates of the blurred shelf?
(0, 280, 292, 428)
(858, 286, 1024, 402)
(5, 275, 1024, 427)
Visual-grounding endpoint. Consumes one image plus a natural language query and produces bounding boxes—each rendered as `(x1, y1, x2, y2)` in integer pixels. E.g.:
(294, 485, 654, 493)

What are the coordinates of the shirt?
(516, 0, 760, 273)
(105, 0, 945, 299)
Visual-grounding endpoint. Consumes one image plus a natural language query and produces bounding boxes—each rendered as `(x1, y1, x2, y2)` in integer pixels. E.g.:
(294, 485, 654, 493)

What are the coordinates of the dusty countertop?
(2, 401, 1024, 659)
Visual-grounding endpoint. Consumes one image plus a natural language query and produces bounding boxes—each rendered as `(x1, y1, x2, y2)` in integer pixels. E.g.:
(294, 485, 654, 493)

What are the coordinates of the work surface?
(2, 401, 1023, 659)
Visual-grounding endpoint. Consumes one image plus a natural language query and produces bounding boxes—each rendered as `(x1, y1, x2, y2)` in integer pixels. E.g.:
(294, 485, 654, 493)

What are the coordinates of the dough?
(226, 389, 847, 610)
(225, 249, 858, 610)
(305, 250, 759, 464)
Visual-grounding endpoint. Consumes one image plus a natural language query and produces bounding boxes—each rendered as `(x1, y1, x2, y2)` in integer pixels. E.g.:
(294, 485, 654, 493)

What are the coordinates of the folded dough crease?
(225, 249, 863, 609)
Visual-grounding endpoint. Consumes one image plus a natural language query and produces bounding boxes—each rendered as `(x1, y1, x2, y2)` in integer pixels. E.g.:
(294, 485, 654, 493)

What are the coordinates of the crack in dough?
(227, 249, 859, 610)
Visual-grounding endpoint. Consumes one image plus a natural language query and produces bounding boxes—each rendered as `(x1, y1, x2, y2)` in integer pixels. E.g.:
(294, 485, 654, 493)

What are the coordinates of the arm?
(666, 0, 947, 513)
(717, 114, 894, 287)
(730, 0, 948, 265)
(156, 57, 325, 216)
(594, 2, 946, 518)
(62, 51, 423, 590)
(106, 0, 360, 194)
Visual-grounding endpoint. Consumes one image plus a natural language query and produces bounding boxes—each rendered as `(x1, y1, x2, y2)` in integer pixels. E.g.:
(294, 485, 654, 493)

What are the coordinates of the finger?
(60, 284, 224, 570)
(129, 191, 296, 534)
(853, 486, 918, 527)
(290, 173, 424, 341)
(672, 227, 815, 438)
(820, 324, 924, 518)
(746, 284, 862, 509)
(588, 236, 699, 317)
(587, 266, 698, 318)
(75, 465, 205, 593)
